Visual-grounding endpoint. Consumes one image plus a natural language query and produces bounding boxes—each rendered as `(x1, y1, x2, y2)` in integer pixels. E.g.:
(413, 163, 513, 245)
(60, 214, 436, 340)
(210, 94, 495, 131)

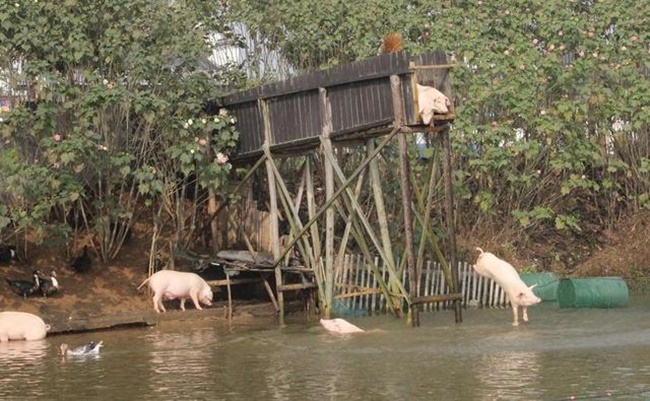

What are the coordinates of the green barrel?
(519, 272, 559, 301)
(557, 277, 629, 308)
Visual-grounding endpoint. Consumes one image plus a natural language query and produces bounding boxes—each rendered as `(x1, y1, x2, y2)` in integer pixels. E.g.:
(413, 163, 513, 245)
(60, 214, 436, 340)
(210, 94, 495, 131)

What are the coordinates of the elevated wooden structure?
(219, 50, 461, 326)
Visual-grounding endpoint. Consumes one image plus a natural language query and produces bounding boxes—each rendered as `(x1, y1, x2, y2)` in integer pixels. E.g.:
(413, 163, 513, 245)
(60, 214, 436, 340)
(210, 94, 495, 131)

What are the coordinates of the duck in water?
(59, 341, 104, 357)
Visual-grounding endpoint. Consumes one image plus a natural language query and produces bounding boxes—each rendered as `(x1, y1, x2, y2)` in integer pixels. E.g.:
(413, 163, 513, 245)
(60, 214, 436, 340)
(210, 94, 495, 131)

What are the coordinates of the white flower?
(215, 152, 229, 165)
(201, 118, 207, 124)
(190, 149, 195, 154)
(187, 119, 193, 126)
(230, 117, 235, 124)
(102, 79, 108, 85)
(214, 117, 220, 123)
(183, 123, 189, 129)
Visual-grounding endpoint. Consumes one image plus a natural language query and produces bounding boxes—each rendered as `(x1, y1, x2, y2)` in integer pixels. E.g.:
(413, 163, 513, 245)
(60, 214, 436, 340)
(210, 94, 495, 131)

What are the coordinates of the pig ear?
(528, 284, 538, 290)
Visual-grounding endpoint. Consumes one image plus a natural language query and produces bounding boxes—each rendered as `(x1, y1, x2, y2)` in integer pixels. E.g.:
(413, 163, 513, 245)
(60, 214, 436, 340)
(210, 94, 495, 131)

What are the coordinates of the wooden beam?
(260, 98, 285, 325)
(442, 127, 462, 323)
(320, 87, 336, 319)
(391, 74, 419, 327)
(278, 282, 319, 292)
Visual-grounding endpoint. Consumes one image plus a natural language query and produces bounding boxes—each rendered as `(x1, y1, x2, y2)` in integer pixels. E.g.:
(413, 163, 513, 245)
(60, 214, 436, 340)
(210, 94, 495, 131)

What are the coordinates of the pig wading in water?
(0, 311, 51, 342)
(138, 270, 213, 313)
(473, 248, 541, 326)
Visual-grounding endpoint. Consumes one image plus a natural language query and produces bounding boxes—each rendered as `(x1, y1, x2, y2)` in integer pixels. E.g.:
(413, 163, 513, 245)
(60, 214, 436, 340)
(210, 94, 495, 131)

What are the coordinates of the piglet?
(473, 248, 541, 326)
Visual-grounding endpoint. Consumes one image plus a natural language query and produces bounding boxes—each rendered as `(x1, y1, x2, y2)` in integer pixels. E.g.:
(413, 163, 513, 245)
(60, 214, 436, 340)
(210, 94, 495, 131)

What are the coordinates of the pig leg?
(179, 298, 186, 311)
(152, 292, 166, 313)
(190, 290, 203, 311)
(511, 304, 520, 326)
(522, 306, 529, 323)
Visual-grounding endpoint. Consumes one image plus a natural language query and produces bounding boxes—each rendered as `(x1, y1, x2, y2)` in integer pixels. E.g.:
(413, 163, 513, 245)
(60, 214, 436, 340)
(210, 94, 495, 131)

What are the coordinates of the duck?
(39, 270, 59, 297)
(0, 244, 17, 264)
(71, 245, 91, 273)
(59, 341, 104, 357)
(6, 271, 41, 299)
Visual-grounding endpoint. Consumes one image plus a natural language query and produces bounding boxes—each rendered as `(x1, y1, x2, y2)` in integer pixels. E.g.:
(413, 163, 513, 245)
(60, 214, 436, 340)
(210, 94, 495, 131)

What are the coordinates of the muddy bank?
(45, 301, 287, 335)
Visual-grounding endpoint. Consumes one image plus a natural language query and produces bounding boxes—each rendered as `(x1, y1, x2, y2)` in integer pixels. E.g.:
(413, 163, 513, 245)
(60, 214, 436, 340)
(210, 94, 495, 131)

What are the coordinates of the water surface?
(1, 296, 649, 400)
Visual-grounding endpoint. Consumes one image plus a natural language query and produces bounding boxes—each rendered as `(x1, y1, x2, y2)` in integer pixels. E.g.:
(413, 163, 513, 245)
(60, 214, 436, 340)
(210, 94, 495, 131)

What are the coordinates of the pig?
(138, 270, 213, 313)
(319, 318, 365, 334)
(473, 248, 541, 326)
(0, 311, 51, 342)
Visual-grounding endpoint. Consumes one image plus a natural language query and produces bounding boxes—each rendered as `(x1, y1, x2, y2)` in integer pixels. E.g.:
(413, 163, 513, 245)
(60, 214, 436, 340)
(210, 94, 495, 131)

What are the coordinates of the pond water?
(1, 296, 649, 401)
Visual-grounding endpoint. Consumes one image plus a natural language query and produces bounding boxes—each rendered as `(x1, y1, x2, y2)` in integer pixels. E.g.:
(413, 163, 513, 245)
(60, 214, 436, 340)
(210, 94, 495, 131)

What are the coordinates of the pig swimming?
(319, 318, 365, 334)
(138, 270, 213, 313)
(0, 311, 51, 342)
(473, 248, 541, 326)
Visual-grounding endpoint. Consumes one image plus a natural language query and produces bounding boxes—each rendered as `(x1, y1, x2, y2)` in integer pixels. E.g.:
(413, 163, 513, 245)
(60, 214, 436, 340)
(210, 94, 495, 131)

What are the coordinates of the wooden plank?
(206, 278, 262, 287)
(334, 288, 384, 299)
(278, 282, 318, 292)
(412, 293, 463, 304)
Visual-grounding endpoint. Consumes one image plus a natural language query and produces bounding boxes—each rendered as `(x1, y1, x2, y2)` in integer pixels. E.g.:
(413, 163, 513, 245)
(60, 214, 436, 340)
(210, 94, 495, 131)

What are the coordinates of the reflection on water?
(1, 297, 650, 400)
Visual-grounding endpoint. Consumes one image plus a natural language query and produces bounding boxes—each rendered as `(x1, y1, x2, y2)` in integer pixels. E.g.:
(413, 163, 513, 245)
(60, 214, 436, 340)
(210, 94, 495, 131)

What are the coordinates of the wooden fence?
(333, 255, 509, 315)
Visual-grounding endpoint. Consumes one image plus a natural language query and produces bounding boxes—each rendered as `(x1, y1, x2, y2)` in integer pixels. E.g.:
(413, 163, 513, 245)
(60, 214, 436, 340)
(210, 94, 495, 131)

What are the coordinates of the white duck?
(59, 341, 104, 357)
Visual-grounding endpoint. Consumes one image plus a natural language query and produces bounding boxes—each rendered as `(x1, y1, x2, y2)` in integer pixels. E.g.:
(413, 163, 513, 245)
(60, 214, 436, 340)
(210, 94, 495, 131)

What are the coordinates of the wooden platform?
(221, 50, 455, 163)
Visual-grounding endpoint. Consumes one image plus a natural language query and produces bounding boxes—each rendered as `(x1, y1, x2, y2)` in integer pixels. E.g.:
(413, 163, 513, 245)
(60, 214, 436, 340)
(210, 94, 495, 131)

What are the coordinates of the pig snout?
(516, 288, 541, 306)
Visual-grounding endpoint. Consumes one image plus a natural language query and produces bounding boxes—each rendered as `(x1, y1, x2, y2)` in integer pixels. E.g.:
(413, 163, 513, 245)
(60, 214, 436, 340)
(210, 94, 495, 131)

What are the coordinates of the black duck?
(6, 271, 41, 299)
(71, 245, 92, 273)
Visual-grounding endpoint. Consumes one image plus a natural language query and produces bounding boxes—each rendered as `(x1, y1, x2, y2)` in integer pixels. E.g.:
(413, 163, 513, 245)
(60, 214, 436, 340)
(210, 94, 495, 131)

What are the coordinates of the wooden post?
(391, 74, 419, 327)
(319, 87, 335, 318)
(442, 126, 462, 323)
(260, 99, 284, 325)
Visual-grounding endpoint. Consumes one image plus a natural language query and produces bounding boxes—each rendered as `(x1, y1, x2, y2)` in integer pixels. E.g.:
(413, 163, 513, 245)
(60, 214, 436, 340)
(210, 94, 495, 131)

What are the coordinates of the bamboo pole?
(442, 127, 462, 323)
(260, 99, 284, 325)
(319, 87, 336, 319)
(367, 138, 396, 288)
(320, 136, 410, 313)
(391, 75, 419, 327)
(271, 127, 401, 266)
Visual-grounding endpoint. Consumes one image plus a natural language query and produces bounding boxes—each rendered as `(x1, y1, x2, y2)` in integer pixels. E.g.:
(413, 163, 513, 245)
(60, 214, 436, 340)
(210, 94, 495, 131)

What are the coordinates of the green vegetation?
(1, 0, 648, 270)
(0, 0, 238, 260)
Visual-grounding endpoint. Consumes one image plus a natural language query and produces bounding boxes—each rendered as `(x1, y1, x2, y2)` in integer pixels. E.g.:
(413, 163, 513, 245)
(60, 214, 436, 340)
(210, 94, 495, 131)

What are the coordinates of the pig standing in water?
(0, 311, 51, 342)
(138, 270, 213, 313)
(473, 248, 541, 326)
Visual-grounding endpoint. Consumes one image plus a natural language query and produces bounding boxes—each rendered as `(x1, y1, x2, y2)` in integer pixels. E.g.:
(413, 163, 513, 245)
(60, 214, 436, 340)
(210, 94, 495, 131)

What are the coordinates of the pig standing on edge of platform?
(138, 270, 213, 313)
(0, 311, 51, 342)
(473, 248, 541, 326)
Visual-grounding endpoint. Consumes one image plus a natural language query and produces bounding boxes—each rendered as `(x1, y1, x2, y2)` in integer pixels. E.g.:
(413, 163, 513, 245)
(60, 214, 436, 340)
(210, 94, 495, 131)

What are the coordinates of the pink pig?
(138, 270, 213, 313)
(473, 248, 541, 326)
(0, 311, 51, 342)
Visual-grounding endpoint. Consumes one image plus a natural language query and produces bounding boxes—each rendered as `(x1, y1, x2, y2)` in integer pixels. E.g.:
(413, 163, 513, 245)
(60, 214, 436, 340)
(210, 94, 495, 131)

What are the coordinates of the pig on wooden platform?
(0, 311, 50, 342)
(473, 248, 541, 326)
(138, 270, 213, 313)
